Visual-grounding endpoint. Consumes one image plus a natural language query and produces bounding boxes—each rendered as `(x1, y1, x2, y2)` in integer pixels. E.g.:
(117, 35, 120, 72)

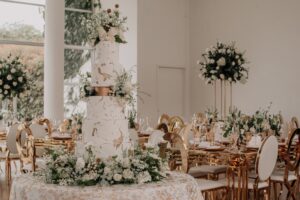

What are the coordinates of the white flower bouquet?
(35, 146, 169, 186)
(198, 42, 249, 84)
(112, 70, 136, 105)
(84, 4, 128, 46)
(0, 55, 28, 100)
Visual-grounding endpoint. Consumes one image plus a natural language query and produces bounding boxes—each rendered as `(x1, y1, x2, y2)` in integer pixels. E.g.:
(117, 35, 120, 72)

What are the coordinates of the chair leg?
(273, 182, 278, 200)
(286, 180, 297, 200)
(5, 159, 11, 185)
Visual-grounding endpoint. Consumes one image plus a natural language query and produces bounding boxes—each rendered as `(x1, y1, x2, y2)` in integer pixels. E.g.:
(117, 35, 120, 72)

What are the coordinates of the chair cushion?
(233, 178, 268, 189)
(188, 166, 207, 178)
(270, 170, 297, 182)
(197, 178, 227, 191)
(193, 165, 227, 174)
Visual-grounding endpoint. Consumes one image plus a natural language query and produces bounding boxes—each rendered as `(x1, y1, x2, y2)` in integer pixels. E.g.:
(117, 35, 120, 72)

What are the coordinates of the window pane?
(64, 49, 91, 118)
(0, 44, 44, 120)
(65, 10, 90, 46)
(65, 0, 92, 10)
(4, 0, 45, 5)
(0, 2, 44, 43)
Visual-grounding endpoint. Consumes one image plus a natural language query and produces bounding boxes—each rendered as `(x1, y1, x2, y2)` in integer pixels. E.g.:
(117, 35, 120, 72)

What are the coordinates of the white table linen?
(10, 172, 204, 200)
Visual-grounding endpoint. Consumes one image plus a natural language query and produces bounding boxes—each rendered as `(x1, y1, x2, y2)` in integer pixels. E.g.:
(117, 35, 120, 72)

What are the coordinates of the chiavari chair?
(232, 135, 278, 200)
(168, 116, 185, 133)
(158, 113, 170, 125)
(271, 128, 300, 200)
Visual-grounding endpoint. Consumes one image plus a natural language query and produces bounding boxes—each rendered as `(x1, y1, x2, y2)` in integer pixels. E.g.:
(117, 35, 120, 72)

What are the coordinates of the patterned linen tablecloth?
(10, 172, 204, 200)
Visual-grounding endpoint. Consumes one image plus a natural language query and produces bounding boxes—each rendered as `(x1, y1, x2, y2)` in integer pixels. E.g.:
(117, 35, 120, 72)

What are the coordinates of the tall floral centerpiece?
(197, 42, 249, 119)
(0, 55, 28, 121)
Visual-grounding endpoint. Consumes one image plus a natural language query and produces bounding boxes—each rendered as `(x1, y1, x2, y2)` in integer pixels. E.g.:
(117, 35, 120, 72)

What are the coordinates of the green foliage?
(0, 55, 29, 100)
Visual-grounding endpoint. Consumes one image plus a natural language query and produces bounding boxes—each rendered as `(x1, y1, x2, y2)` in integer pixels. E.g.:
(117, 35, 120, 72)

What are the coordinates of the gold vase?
(95, 87, 111, 96)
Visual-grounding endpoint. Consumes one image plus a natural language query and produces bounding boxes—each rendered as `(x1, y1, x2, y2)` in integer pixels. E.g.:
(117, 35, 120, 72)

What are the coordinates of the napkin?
(248, 135, 262, 148)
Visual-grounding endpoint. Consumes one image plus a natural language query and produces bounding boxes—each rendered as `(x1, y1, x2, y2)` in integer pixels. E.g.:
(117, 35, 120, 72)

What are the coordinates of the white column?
(44, 0, 65, 120)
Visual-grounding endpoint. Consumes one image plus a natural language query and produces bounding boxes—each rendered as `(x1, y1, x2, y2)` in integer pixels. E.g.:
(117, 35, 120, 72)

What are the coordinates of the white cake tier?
(80, 96, 130, 159)
(86, 96, 125, 120)
(91, 41, 123, 87)
(82, 118, 130, 159)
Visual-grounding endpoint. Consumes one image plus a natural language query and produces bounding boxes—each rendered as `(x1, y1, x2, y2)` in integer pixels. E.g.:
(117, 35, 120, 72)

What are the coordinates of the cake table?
(10, 172, 203, 200)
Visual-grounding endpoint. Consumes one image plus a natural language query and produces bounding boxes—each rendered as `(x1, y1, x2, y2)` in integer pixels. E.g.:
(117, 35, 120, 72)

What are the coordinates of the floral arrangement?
(79, 72, 95, 99)
(223, 108, 251, 138)
(112, 70, 136, 105)
(0, 55, 28, 100)
(85, 4, 128, 46)
(36, 146, 168, 186)
(198, 42, 248, 84)
(205, 108, 218, 124)
(127, 107, 137, 129)
(223, 105, 282, 138)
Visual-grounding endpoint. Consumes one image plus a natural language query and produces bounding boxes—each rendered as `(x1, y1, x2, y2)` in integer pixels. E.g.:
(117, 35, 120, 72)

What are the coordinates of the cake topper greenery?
(198, 42, 249, 84)
(0, 55, 29, 100)
(85, 3, 128, 46)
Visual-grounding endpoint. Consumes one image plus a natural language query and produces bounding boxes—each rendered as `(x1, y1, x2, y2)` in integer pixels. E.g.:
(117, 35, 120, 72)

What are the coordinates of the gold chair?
(16, 123, 36, 173)
(158, 113, 170, 125)
(234, 135, 278, 200)
(168, 116, 185, 133)
(271, 128, 300, 200)
(170, 132, 227, 199)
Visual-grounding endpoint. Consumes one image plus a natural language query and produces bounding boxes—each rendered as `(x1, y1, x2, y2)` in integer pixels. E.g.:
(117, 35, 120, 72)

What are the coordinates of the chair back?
(6, 123, 21, 154)
(179, 123, 194, 148)
(171, 132, 189, 173)
(158, 114, 170, 125)
(256, 135, 278, 181)
(16, 123, 36, 172)
(169, 116, 185, 133)
(286, 128, 300, 171)
(30, 123, 48, 139)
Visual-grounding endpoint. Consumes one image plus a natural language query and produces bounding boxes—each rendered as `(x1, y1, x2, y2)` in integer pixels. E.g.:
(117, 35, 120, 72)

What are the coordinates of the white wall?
(190, 0, 300, 120)
(137, 0, 190, 125)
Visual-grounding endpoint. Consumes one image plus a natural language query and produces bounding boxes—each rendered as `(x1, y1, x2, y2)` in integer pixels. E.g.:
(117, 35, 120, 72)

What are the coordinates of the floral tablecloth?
(10, 172, 203, 200)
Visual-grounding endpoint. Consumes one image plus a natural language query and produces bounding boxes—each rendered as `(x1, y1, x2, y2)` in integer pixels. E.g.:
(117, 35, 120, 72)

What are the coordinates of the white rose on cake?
(217, 57, 226, 66)
(122, 169, 134, 180)
(18, 77, 23, 82)
(220, 74, 225, 80)
(4, 84, 10, 89)
(13, 82, 17, 86)
(137, 171, 152, 184)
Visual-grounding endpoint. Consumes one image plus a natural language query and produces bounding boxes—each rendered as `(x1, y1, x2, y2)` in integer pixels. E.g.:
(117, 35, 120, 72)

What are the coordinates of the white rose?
(210, 70, 217, 74)
(7, 75, 12, 80)
(19, 92, 25, 98)
(220, 74, 225, 80)
(235, 55, 240, 59)
(0, 80, 2, 85)
(4, 84, 10, 89)
(232, 62, 235, 66)
(202, 68, 207, 73)
(18, 77, 23, 82)
(217, 57, 226, 66)
(113, 173, 122, 182)
(137, 171, 152, 184)
(122, 169, 134, 179)
(238, 59, 242, 65)
(4, 90, 8, 95)
(216, 66, 220, 70)
(11, 68, 16, 73)
(13, 82, 17, 86)
(227, 49, 231, 54)
(211, 75, 217, 80)
(75, 157, 85, 172)
(228, 77, 232, 82)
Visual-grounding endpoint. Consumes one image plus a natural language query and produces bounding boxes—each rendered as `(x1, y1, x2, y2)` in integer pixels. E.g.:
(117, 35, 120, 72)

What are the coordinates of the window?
(0, 0, 44, 120)
(64, 0, 93, 118)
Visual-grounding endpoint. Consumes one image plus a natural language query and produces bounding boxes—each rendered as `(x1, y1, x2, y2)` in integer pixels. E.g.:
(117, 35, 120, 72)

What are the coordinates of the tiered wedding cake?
(79, 41, 131, 159)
